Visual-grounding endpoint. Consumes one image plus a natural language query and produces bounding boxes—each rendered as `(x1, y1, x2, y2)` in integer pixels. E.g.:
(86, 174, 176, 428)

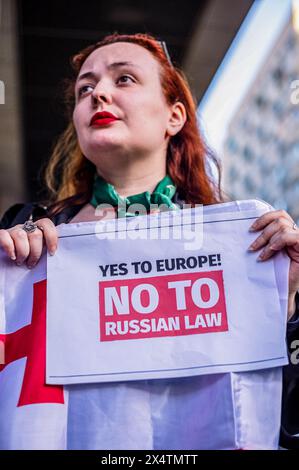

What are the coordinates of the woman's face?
(73, 42, 184, 164)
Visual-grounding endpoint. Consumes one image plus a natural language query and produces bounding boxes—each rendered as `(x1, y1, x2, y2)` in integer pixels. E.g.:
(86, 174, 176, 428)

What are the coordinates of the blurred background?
(0, 0, 298, 221)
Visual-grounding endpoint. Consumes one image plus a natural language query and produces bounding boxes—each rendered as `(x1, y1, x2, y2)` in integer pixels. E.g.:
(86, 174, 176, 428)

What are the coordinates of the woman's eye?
(117, 75, 135, 84)
(78, 85, 93, 97)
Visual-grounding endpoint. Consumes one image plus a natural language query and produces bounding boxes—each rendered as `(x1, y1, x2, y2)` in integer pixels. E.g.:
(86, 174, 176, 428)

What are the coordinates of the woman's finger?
(0, 229, 17, 260)
(258, 227, 299, 261)
(35, 218, 58, 255)
(25, 228, 44, 268)
(9, 227, 30, 265)
(249, 209, 293, 232)
(249, 217, 292, 252)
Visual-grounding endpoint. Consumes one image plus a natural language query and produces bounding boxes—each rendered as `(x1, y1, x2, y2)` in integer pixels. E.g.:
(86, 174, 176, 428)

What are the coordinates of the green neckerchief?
(90, 174, 179, 218)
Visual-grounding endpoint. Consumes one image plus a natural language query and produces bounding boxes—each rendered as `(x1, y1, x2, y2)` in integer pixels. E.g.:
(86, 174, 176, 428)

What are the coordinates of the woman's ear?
(166, 102, 187, 137)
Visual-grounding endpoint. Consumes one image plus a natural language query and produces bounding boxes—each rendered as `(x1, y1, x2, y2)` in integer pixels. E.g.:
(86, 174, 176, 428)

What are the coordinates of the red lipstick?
(90, 111, 119, 127)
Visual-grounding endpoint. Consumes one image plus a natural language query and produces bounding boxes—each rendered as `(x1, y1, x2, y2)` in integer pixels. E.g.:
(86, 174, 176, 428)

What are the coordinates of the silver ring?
(22, 220, 38, 233)
(293, 222, 298, 231)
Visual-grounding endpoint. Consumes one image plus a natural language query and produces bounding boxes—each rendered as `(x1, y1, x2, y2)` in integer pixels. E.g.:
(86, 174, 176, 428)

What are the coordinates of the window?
(226, 136, 238, 154)
(272, 68, 284, 87)
(243, 145, 254, 162)
(243, 175, 256, 193)
(255, 95, 267, 110)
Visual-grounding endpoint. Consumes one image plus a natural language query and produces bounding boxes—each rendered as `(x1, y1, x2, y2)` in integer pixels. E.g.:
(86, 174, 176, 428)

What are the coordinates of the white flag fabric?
(0, 200, 289, 449)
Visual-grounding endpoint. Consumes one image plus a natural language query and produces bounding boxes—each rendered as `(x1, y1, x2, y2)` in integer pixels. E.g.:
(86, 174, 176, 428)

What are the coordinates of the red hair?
(44, 33, 222, 215)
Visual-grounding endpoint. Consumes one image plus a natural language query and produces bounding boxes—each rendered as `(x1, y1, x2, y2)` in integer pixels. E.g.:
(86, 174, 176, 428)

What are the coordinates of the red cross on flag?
(0, 256, 67, 449)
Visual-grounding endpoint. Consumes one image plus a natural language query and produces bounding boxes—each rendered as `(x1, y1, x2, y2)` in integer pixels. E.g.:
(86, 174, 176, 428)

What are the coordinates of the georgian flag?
(0, 251, 283, 450)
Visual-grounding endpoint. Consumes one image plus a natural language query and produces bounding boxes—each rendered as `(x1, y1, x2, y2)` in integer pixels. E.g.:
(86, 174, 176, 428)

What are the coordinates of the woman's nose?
(91, 84, 112, 106)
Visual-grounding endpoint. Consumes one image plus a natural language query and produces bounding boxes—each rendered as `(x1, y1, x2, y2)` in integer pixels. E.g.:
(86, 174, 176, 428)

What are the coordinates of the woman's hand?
(249, 209, 299, 320)
(0, 218, 58, 268)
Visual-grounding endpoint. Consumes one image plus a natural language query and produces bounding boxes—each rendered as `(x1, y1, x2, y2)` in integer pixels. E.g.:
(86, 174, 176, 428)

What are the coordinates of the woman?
(0, 32, 299, 449)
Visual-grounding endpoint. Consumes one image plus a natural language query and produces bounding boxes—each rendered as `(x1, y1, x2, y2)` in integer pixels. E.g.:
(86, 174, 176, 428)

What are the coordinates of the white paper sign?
(46, 199, 289, 385)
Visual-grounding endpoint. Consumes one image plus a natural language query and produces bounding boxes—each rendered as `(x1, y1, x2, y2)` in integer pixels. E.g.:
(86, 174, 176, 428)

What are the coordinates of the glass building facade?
(223, 19, 299, 222)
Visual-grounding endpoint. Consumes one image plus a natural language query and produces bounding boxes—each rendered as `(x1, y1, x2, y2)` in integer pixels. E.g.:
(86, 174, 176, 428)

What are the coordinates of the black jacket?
(1, 200, 299, 448)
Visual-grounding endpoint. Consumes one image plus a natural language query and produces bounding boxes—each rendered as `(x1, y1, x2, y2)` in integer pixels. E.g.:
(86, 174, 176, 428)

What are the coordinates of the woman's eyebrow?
(77, 62, 142, 82)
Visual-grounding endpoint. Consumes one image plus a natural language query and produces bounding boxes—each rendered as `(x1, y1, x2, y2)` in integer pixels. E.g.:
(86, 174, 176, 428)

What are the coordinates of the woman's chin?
(90, 135, 124, 148)
(87, 139, 128, 157)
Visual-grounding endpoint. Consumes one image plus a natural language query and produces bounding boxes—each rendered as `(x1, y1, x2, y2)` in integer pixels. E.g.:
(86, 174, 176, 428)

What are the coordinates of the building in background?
(222, 14, 299, 222)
